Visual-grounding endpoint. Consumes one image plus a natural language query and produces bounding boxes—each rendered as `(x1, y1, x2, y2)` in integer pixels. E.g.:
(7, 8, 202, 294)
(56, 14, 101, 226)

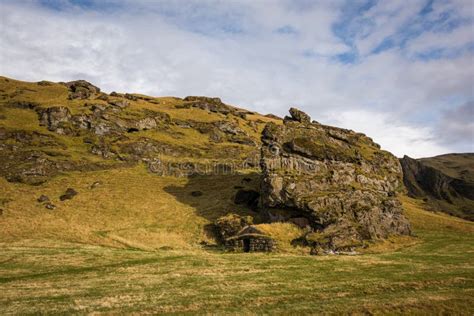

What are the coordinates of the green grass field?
(1, 196, 473, 315)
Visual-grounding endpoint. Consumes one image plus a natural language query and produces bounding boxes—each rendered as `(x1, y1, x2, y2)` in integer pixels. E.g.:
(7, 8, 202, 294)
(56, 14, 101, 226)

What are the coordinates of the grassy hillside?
(0, 165, 262, 250)
(0, 76, 281, 185)
(420, 153, 474, 182)
(0, 196, 472, 314)
(0, 75, 282, 249)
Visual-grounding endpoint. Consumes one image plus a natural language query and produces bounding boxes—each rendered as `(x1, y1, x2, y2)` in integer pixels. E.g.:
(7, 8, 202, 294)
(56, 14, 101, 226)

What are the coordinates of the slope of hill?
(400, 153, 474, 221)
(0, 76, 410, 252)
(0, 76, 278, 185)
(0, 75, 275, 250)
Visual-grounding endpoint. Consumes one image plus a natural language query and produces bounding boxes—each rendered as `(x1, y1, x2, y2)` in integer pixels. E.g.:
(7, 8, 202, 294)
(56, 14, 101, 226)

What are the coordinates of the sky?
(0, 0, 473, 158)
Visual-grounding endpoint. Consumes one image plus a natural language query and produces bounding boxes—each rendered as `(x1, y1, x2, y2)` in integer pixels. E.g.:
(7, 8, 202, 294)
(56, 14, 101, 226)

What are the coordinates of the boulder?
(288, 107, 311, 123)
(260, 109, 411, 253)
(124, 93, 138, 101)
(64, 80, 100, 99)
(183, 96, 233, 115)
(108, 99, 129, 109)
(0, 150, 61, 185)
(96, 93, 109, 101)
(45, 202, 56, 210)
(37, 195, 50, 203)
(90, 181, 103, 189)
(135, 117, 157, 130)
(215, 121, 244, 135)
(60, 188, 78, 201)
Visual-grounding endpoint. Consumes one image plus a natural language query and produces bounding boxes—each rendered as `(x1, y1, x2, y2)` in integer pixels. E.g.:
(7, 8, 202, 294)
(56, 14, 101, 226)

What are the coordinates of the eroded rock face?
(260, 108, 410, 252)
(35, 104, 171, 137)
(400, 154, 474, 221)
(0, 127, 130, 184)
(38, 106, 72, 134)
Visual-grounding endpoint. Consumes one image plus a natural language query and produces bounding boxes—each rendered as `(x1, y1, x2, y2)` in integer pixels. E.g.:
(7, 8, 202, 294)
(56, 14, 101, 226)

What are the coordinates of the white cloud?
(353, 0, 426, 55)
(323, 110, 450, 158)
(0, 0, 472, 158)
(436, 101, 474, 152)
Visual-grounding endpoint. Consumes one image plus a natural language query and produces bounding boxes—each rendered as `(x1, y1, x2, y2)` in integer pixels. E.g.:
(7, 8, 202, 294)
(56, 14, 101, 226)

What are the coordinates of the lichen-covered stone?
(260, 109, 411, 253)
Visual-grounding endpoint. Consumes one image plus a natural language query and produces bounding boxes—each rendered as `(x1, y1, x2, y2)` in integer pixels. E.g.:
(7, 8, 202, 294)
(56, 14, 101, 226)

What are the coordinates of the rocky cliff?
(400, 154, 474, 221)
(260, 108, 411, 253)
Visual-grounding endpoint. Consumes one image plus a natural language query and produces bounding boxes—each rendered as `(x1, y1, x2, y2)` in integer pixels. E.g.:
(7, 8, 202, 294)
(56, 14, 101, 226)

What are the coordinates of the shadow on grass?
(163, 172, 263, 225)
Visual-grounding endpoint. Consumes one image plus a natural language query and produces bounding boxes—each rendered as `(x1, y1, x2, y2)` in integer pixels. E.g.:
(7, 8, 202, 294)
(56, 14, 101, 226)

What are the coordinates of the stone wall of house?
(225, 236, 274, 252)
(249, 237, 274, 252)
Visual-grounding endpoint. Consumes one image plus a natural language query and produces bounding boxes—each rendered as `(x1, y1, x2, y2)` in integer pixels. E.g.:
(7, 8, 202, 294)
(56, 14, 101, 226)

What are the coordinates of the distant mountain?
(400, 153, 474, 221)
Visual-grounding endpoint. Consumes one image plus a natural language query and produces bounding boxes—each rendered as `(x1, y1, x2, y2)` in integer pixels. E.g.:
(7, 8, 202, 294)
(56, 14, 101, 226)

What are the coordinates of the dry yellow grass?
(255, 222, 308, 253)
(401, 195, 474, 233)
(0, 165, 261, 250)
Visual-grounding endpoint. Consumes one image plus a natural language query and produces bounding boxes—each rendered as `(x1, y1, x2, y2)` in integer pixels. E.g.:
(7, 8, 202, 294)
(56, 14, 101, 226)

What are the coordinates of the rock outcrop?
(0, 127, 129, 185)
(400, 154, 474, 221)
(63, 80, 101, 100)
(38, 106, 72, 134)
(260, 108, 411, 253)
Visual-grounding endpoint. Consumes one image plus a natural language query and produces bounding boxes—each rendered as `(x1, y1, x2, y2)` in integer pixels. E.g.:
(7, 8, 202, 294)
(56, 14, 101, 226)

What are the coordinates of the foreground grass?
(0, 197, 473, 314)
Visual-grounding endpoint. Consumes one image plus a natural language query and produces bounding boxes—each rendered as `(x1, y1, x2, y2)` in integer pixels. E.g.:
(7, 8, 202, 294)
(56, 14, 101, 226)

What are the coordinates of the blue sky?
(0, 0, 473, 157)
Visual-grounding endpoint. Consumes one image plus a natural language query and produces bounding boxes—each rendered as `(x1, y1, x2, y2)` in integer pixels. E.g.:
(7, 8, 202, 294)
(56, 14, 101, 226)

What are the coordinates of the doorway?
(243, 238, 250, 252)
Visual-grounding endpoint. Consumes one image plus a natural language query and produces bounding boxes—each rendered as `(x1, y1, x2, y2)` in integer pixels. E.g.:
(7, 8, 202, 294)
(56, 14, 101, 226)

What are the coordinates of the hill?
(0, 76, 473, 314)
(0, 75, 410, 252)
(0, 75, 275, 250)
(400, 153, 474, 221)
